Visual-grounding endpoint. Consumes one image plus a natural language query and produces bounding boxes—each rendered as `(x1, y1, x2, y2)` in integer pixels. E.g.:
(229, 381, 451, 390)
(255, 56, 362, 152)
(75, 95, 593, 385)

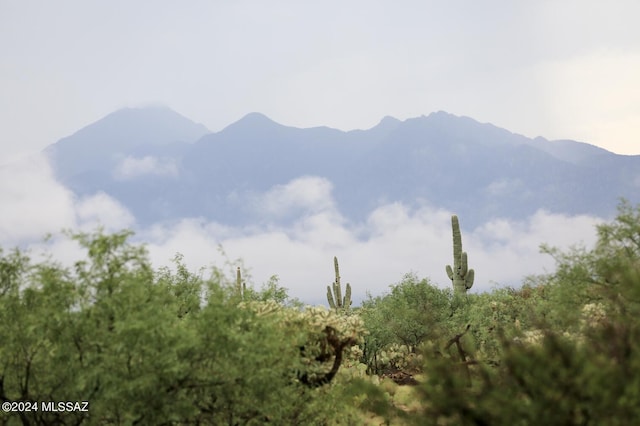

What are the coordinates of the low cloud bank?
(0, 157, 603, 304)
(0, 154, 133, 245)
(113, 155, 179, 180)
(140, 197, 601, 304)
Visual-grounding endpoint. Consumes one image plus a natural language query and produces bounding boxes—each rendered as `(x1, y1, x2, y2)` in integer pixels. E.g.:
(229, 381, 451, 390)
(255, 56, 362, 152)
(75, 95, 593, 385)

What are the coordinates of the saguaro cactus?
(236, 267, 246, 299)
(446, 215, 475, 295)
(327, 256, 352, 310)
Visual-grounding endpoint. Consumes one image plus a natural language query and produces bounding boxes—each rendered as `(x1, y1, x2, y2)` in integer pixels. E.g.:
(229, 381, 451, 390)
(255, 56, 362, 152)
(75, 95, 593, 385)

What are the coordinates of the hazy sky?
(1, 0, 639, 160)
(0, 1, 634, 302)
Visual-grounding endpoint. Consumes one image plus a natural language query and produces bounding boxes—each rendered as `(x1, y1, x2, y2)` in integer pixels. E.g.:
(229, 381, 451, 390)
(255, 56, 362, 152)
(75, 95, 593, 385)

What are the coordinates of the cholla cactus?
(581, 303, 607, 329)
(327, 256, 352, 310)
(239, 301, 364, 387)
(446, 215, 475, 295)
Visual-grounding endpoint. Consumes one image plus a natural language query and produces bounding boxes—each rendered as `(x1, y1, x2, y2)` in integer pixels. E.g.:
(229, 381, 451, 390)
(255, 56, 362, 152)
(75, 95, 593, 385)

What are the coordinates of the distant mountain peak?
(97, 105, 208, 131)
(365, 115, 402, 136)
(242, 111, 273, 120)
(378, 115, 401, 126)
(429, 110, 454, 117)
(45, 106, 210, 181)
(57, 106, 210, 145)
(219, 112, 287, 137)
(110, 104, 173, 116)
(235, 112, 279, 126)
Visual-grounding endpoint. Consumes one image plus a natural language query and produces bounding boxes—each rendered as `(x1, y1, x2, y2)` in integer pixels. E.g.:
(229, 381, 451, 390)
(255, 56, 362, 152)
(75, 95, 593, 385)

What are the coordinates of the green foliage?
(360, 273, 452, 373)
(417, 286, 640, 425)
(446, 215, 475, 296)
(3, 200, 639, 424)
(0, 230, 365, 425)
(404, 200, 640, 425)
(250, 274, 302, 307)
(327, 256, 352, 311)
(455, 286, 549, 364)
(532, 199, 640, 330)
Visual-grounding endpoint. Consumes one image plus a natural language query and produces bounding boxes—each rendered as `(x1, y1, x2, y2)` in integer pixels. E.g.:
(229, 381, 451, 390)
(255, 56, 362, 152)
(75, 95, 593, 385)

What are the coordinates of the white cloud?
(484, 179, 525, 197)
(1, 169, 603, 306)
(253, 176, 336, 217)
(114, 156, 178, 180)
(0, 154, 136, 248)
(137, 201, 602, 306)
(137, 180, 602, 305)
(468, 211, 603, 285)
(0, 153, 76, 244)
(76, 191, 136, 231)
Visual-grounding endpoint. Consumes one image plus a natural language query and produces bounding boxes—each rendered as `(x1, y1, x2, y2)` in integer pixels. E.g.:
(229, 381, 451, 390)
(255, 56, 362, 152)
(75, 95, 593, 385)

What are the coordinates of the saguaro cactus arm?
(344, 282, 352, 307)
(327, 286, 337, 309)
(446, 264, 454, 281)
(464, 267, 474, 291)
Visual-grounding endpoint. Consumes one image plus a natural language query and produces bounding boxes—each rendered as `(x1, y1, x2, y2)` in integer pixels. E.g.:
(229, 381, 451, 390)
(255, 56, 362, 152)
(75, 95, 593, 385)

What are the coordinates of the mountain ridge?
(43, 106, 640, 229)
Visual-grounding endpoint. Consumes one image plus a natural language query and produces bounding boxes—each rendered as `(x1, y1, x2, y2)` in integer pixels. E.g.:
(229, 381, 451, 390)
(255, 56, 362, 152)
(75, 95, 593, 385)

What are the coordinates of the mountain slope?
(46, 106, 209, 185)
(44, 108, 640, 228)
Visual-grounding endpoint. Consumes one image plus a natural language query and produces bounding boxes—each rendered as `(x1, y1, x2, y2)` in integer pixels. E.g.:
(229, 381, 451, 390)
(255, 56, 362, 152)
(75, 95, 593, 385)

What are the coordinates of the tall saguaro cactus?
(446, 215, 475, 295)
(236, 267, 246, 299)
(327, 256, 352, 310)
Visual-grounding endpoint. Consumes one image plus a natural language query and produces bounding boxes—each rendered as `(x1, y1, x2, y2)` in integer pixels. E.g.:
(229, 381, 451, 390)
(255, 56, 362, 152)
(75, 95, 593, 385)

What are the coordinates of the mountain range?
(45, 106, 640, 229)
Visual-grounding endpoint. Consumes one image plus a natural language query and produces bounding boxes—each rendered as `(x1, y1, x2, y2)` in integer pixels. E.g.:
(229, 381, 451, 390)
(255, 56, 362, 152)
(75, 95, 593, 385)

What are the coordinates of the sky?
(0, 1, 634, 303)
(1, 0, 639, 160)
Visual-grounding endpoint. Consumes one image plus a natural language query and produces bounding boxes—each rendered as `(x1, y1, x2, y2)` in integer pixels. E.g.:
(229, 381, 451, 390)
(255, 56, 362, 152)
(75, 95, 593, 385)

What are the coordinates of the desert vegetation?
(1, 200, 639, 425)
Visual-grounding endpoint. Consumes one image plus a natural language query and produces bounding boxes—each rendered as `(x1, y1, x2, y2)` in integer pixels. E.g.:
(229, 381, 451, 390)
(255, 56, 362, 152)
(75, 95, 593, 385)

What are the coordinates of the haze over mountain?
(44, 106, 640, 230)
(16, 106, 632, 303)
